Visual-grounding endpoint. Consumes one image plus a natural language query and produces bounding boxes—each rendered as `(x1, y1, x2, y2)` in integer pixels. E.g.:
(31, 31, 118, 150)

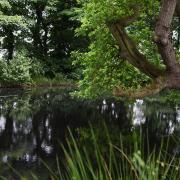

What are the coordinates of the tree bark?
(154, 0, 180, 73)
(154, 0, 180, 89)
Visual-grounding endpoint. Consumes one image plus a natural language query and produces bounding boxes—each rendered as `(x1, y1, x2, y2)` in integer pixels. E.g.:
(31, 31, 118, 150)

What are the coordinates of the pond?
(0, 88, 180, 178)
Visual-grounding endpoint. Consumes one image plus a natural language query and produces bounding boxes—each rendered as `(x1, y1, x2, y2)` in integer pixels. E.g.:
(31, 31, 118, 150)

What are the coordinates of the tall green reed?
(60, 125, 180, 180)
(1, 124, 180, 180)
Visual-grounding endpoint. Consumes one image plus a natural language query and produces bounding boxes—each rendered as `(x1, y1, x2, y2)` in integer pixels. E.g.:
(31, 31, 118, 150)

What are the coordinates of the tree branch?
(107, 20, 164, 78)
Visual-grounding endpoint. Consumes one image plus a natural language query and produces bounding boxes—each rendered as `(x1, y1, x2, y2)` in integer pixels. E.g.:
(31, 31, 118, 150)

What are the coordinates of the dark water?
(0, 88, 180, 178)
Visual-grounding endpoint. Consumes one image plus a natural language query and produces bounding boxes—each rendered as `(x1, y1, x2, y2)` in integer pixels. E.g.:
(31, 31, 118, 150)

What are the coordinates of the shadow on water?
(0, 88, 179, 178)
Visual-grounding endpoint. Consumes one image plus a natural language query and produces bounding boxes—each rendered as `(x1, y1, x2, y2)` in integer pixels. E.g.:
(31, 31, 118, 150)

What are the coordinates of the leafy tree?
(0, 51, 31, 85)
(23, 0, 83, 77)
(0, 0, 82, 80)
(74, 0, 180, 97)
(0, 0, 26, 61)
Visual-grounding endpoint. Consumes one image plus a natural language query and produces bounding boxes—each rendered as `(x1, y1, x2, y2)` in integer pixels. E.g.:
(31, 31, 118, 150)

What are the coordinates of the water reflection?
(0, 116, 6, 132)
(132, 100, 146, 126)
(0, 88, 179, 175)
(177, 108, 180, 122)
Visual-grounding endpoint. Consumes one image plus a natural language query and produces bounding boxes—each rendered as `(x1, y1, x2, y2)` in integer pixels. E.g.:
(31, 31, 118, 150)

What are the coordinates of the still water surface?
(0, 88, 180, 178)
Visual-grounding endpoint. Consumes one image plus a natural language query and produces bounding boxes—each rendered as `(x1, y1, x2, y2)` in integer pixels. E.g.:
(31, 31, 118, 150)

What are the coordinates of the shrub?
(29, 59, 45, 78)
(0, 52, 32, 85)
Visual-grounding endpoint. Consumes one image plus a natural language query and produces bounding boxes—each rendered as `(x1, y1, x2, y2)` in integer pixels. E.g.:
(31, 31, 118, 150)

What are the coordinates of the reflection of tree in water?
(0, 89, 105, 166)
(82, 98, 180, 138)
(96, 99, 131, 132)
(0, 110, 13, 149)
(95, 98, 180, 153)
(0, 89, 180, 176)
(140, 101, 180, 136)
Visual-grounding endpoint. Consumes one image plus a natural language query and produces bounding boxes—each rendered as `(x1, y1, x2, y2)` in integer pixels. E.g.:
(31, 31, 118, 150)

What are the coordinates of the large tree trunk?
(154, 0, 180, 89)
(108, 0, 180, 95)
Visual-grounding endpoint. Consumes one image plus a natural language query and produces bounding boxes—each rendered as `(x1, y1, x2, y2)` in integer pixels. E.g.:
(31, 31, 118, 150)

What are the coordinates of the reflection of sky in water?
(101, 99, 108, 113)
(166, 107, 180, 135)
(131, 101, 180, 135)
(41, 140, 54, 154)
(2, 155, 8, 163)
(100, 100, 119, 119)
(168, 121, 175, 134)
(0, 116, 6, 132)
(22, 153, 38, 163)
(13, 102, 17, 108)
(13, 117, 33, 134)
(24, 118, 32, 134)
(132, 100, 146, 126)
(177, 109, 180, 123)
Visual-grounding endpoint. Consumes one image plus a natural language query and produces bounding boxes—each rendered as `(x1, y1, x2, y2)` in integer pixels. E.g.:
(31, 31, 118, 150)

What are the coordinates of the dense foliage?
(0, 0, 180, 95)
(0, 0, 83, 85)
(72, 0, 180, 97)
(0, 52, 31, 84)
(72, 0, 154, 97)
